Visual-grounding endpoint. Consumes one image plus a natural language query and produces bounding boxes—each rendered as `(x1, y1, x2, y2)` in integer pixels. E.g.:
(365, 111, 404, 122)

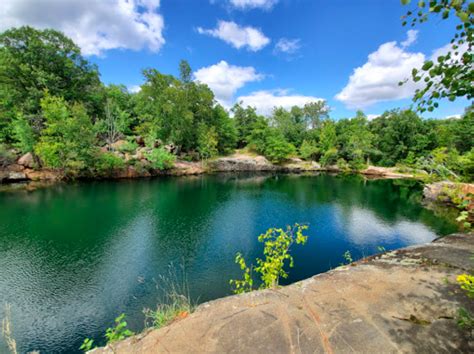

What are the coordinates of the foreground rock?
(361, 166, 418, 179)
(93, 233, 474, 354)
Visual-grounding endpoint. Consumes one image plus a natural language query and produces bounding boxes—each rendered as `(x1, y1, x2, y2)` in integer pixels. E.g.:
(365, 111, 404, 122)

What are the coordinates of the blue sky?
(1, 0, 469, 119)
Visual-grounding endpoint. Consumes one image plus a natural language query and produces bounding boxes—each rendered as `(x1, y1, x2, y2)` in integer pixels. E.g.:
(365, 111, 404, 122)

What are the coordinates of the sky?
(1, 0, 470, 119)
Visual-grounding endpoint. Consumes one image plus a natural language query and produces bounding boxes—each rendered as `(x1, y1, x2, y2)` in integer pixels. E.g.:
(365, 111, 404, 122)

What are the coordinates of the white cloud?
(194, 61, 263, 107)
(335, 31, 425, 108)
(197, 20, 270, 51)
(430, 41, 469, 62)
(237, 90, 324, 116)
(274, 38, 301, 54)
(367, 114, 381, 121)
(0, 0, 165, 56)
(229, 0, 278, 10)
(401, 29, 418, 48)
(128, 85, 142, 93)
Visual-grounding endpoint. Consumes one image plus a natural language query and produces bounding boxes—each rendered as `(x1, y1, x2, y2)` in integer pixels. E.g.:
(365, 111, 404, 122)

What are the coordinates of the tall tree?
(0, 26, 102, 141)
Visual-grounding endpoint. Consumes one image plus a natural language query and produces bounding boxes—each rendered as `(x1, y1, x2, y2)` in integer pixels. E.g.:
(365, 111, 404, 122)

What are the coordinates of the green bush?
(146, 148, 175, 170)
(117, 140, 138, 154)
(0, 144, 16, 167)
(263, 131, 296, 164)
(299, 139, 319, 161)
(320, 147, 338, 167)
(230, 224, 309, 293)
(94, 152, 125, 174)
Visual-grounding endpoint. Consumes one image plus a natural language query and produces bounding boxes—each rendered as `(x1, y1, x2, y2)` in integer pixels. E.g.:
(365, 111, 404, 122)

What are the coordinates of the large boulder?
(24, 169, 60, 181)
(17, 152, 35, 168)
(424, 181, 474, 206)
(208, 155, 276, 172)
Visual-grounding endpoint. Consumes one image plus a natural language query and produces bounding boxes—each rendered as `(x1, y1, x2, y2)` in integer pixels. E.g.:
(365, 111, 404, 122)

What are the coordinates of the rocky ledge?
(93, 233, 474, 354)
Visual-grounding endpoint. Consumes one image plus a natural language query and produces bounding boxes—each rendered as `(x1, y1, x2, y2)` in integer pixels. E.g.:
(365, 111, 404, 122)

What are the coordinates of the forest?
(0, 26, 473, 181)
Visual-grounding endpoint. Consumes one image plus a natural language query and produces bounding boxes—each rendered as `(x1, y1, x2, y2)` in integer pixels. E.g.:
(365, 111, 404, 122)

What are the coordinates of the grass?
(143, 263, 195, 329)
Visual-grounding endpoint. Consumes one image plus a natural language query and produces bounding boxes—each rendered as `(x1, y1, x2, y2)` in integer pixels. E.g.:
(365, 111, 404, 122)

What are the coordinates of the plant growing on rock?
(145, 148, 175, 170)
(230, 224, 309, 294)
(104, 313, 134, 344)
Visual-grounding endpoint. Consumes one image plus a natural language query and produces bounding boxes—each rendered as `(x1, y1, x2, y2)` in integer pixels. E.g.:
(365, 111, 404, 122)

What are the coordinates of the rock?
(208, 155, 276, 172)
(114, 165, 151, 179)
(5, 171, 27, 181)
(423, 181, 474, 206)
(24, 169, 60, 181)
(17, 152, 34, 168)
(100, 146, 109, 153)
(135, 135, 145, 146)
(169, 161, 205, 176)
(110, 140, 127, 150)
(361, 166, 413, 179)
(153, 139, 163, 148)
(92, 233, 474, 354)
(6, 164, 25, 172)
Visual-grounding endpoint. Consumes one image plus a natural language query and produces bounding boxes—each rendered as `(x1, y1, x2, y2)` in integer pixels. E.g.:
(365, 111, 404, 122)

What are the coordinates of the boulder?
(24, 169, 60, 181)
(423, 181, 474, 206)
(208, 155, 276, 172)
(110, 140, 128, 150)
(135, 135, 145, 146)
(6, 164, 25, 172)
(17, 152, 34, 168)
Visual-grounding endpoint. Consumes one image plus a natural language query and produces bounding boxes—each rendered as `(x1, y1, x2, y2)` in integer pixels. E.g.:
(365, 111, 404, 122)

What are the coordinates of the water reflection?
(0, 174, 458, 353)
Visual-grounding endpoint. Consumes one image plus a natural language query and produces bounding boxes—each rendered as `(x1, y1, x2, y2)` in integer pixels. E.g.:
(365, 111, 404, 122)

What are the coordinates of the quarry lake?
(0, 173, 458, 353)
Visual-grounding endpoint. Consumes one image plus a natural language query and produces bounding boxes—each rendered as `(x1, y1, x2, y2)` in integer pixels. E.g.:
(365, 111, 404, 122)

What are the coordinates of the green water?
(0, 173, 457, 353)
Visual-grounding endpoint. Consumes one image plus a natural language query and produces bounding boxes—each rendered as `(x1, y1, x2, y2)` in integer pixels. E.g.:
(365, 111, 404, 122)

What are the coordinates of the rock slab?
(92, 233, 474, 354)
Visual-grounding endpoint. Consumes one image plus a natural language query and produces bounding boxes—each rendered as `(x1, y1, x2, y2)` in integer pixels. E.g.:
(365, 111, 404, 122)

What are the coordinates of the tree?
(179, 60, 192, 84)
(400, 0, 473, 112)
(232, 104, 260, 147)
(197, 123, 218, 160)
(35, 94, 96, 171)
(264, 129, 296, 164)
(303, 101, 330, 129)
(0, 26, 102, 141)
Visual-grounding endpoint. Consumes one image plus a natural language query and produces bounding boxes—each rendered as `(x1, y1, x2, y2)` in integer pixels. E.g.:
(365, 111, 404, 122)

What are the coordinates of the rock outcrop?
(92, 233, 474, 354)
(207, 155, 277, 172)
(361, 166, 417, 179)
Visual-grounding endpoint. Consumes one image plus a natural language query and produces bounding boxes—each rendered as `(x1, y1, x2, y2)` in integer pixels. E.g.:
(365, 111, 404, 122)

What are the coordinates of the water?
(0, 173, 457, 353)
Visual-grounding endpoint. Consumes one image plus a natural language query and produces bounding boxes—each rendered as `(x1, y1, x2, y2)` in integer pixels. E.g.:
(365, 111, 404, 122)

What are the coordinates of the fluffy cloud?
(274, 38, 301, 54)
(237, 90, 324, 116)
(194, 61, 263, 107)
(401, 29, 418, 48)
(0, 0, 165, 56)
(197, 21, 270, 51)
(335, 31, 425, 108)
(229, 0, 278, 10)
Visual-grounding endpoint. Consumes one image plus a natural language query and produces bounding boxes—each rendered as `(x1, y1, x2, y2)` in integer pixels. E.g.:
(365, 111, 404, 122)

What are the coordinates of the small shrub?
(104, 314, 134, 344)
(146, 148, 175, 170)
(230, 224, 309, 293)
(299, 139, 319, 161)
(79, 338, 95, 352)
(264, 133, 296, 164)
(457, 274, 474, 298)
(95, 152, 125, 174)
(0, 144, 16, 168)
(337, 158, 351, 172)
(117, 140, 138, 154)
(320, 147, 338, 167)
(340, 250, 353, 265)
(458, 308, 474, 330)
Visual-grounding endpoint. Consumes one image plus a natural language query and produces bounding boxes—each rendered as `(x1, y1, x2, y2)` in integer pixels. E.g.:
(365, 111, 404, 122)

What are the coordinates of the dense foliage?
(0, 26, 472, 182)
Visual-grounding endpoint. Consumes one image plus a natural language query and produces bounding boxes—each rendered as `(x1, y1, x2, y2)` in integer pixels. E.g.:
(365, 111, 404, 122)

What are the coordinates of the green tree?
(35, 94, 96, 171)
(197, 123, 218, 160)
(0, 26, 102, 141)
(264, 129, 296, 164)
(401, 0, 473, 112)
(303, 101, 330, 129)
(232, 104, 260, 147)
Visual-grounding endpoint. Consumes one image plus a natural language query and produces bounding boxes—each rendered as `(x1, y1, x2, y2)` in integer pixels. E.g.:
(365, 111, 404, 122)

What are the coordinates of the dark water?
(0, 173, 458, 353)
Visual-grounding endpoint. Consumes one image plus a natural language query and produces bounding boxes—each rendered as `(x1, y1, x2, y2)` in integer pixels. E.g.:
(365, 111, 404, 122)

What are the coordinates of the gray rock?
(17, 152, 34, 168)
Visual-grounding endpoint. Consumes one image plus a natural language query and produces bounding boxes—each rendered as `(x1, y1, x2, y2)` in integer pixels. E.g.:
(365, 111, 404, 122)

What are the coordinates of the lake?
(0, 173, 458, 353)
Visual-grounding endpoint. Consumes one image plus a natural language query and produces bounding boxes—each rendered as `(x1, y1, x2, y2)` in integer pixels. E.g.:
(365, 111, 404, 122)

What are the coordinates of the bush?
(117, 140, 138, 154)
(94, 152, 125, 174)
(320, 147, 338, 167)
(146, 148, 175, 170)
(299, 139, 319, 161)
(230, 224, 309, 293)
(0, 144, 16, 167)
(263, 131, 296, 164)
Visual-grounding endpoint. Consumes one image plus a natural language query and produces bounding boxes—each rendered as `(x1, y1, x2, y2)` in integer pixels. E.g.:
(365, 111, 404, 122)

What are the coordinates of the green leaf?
(457, 11, 469, 23)
(422, 60, 434, 71)
(401, 0, 411, 5)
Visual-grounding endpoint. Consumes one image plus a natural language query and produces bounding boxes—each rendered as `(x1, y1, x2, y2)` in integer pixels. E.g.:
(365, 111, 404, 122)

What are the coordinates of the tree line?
(0, 26, 472, 180)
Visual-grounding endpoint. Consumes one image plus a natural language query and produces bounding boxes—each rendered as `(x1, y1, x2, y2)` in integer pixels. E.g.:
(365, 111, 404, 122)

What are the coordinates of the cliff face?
(92, 233, 474, 354)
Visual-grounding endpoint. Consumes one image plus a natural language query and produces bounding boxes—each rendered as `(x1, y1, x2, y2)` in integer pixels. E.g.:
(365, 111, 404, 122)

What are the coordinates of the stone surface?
(361, 166, 414, 179)
(208, 154, 277, 172)
(92, 233, 474, 354)
(17, 152, 35, 168)
(24, 169, 61, 181)
(424, 181, 474, 205)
